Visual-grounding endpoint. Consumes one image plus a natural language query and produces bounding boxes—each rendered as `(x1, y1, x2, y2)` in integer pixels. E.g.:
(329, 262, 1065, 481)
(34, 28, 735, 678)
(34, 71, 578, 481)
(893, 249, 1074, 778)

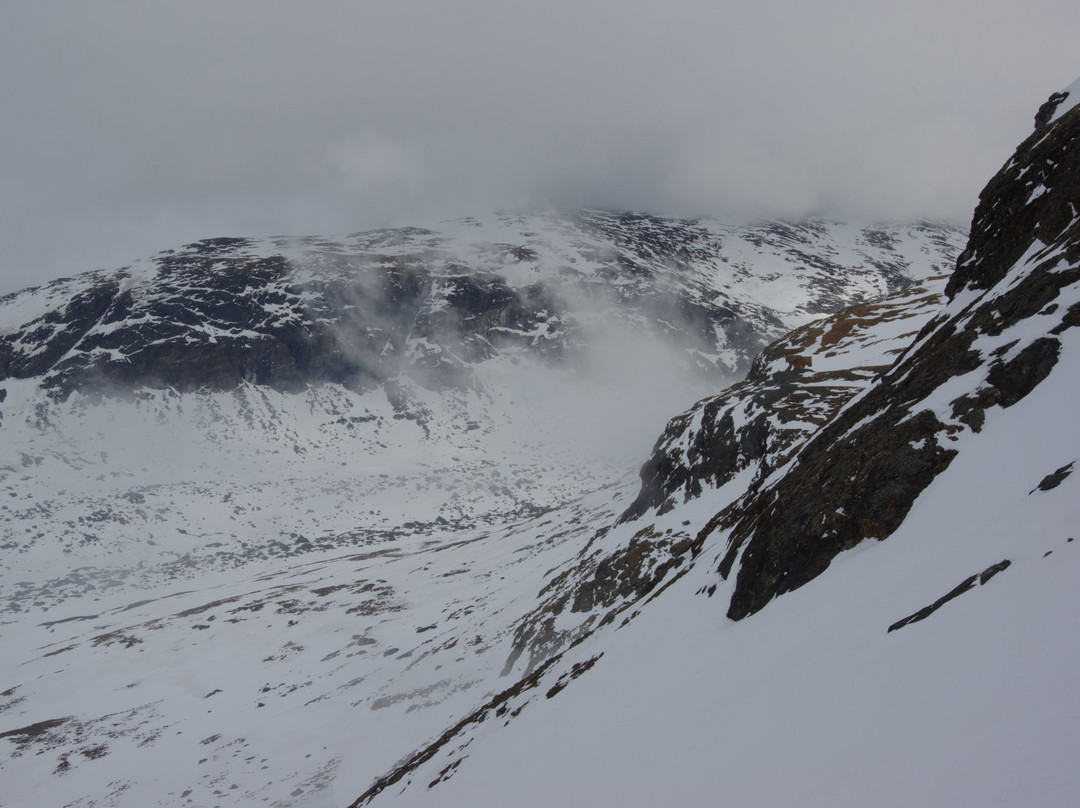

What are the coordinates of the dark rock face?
(700, 97, 1080, 621)
(621, 278, 948, 521)
(946, 95, 1080, 299)
(1034, 91, 1070, 131)
(0, 213, 960, 402)
(887, 559, 1011, 633)
(1032, 462, 1074, 493)
(0, 224, 705, 397)
(0, 241, 585, 398)
(718, 406, 957, 619)
(501, 523, 699, 675)
(622, 366, 859, 523)
(1, 244, 432, 397)
(416, 274, 558, 362)
(1, 280, 121, 381)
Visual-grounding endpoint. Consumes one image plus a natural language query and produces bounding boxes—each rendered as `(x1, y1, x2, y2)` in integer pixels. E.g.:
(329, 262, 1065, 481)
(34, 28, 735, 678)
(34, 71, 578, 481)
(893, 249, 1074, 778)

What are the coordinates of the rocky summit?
(3, 86, 1080, 808)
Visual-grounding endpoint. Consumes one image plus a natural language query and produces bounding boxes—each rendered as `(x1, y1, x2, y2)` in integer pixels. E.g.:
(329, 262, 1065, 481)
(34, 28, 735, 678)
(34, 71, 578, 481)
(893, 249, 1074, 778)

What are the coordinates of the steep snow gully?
(1, 84, 1078, 808)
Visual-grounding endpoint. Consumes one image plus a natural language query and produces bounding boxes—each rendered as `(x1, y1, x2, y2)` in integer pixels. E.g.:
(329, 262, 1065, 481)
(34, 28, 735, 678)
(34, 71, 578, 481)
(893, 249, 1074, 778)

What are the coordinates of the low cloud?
(2, 0, 1079, 295)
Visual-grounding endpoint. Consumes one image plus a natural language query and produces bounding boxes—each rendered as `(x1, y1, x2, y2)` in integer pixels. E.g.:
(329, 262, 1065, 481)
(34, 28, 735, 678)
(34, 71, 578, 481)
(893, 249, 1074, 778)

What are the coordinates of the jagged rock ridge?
(670, 91, 1080, 619)
(621, 275, 949, 521)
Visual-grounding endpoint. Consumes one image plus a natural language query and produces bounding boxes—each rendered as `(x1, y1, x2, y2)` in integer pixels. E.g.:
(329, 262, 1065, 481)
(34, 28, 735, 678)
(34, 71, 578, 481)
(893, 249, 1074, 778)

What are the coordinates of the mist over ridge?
(3, 70, 1080, 807)
(3, 2, 1079, 294)
(0, 211, 963, 601)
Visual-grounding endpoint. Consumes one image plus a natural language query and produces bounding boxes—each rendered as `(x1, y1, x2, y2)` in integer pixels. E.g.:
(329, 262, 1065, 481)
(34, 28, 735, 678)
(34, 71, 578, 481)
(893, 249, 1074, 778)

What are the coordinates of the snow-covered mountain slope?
(0, 258, 928, 807)
(0, 210, 966, 805)
(621, 273, 950, 521)
(336, 87, 1080, 807)
(0, 213, 961, 605)
(360, 444, 1079, 808)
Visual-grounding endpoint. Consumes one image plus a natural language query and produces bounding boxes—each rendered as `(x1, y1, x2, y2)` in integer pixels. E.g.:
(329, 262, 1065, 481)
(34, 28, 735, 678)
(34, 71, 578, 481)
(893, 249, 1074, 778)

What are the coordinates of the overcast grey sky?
(1, 1, 1078, 295)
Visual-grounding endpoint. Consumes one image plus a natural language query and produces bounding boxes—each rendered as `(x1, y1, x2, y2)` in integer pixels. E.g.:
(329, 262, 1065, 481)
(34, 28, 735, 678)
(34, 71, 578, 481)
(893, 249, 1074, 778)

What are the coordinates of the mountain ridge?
(5, 90, 1075, 805)
(0, 212, 961, 606)
(336, 85, 1080, 808)
(1, 212, 959, 399)
(713, 91, 1080, 620)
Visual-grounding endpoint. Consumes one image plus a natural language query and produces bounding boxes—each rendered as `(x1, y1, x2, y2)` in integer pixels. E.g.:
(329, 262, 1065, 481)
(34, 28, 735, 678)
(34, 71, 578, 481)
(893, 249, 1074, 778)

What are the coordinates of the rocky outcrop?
(0, 212, 962, 402)
(1, 244, 431, 396)
(501, 522, 700, 676)
(621, 276, 948, 521)
(946, 93, 1080, 299)
(498, 275, 954, 676)
(886, 559, 1011, 633)
(701, 94, 1080, 620)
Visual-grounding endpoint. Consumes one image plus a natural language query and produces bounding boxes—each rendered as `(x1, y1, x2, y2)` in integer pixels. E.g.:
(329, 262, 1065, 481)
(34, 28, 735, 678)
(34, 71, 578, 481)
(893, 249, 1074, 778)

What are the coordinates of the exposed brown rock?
(709, 95, 1080, 620)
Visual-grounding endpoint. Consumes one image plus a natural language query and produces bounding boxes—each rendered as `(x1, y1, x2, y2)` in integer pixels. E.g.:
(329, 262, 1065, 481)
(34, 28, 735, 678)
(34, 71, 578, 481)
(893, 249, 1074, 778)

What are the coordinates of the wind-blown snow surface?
(368, 355, 1080, 808)
(1, 477, 644, 807)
